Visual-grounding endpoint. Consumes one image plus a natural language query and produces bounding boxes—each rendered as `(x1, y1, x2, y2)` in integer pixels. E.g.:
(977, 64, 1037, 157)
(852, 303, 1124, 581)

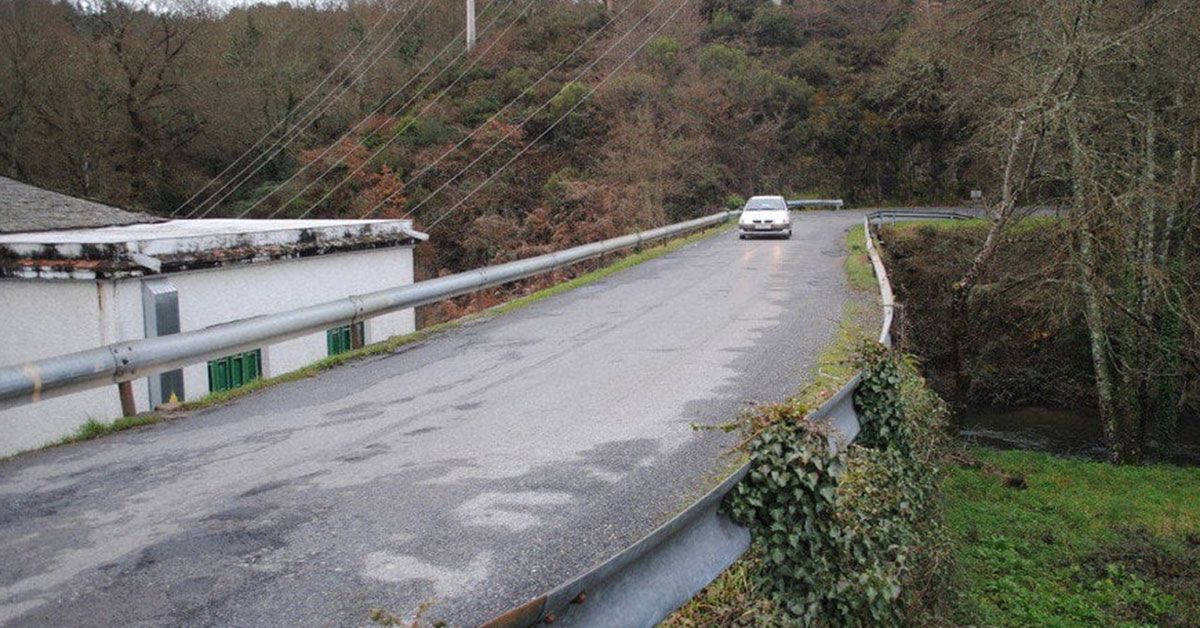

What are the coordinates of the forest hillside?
(1, 0, 973, 276)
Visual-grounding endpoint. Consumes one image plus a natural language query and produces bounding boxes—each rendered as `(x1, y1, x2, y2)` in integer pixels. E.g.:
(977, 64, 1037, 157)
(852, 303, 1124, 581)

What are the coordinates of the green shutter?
(326, 323, 364, 356)
(231, 354, 244, 389)
(207, 349, 262, 393)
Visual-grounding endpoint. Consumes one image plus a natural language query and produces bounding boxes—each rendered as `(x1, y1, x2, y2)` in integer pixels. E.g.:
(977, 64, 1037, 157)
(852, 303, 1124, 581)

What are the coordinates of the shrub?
(646, 36, 682, 72)
(534, 82, 594, 145)
(541, 167, 580, 205)
(699, 43, 750, 75)
(699, 0, 761, 22)
(597, 71, 657, 109)
(517, 3, 606, 53)
(549, 82, 588, 117)
(787, 44, 838, 87)
(705, 9, 742, 39)
(460, 94, 502, 126)
(749, 5, 803, 48)
(498, 67, 534, 100)
(724, 193, 745, 210)
(404, 117, 456, 147)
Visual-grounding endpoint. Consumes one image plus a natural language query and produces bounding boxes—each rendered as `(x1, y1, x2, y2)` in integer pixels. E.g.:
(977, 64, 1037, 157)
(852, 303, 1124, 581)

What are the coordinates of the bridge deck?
(0, 211, 863, 626)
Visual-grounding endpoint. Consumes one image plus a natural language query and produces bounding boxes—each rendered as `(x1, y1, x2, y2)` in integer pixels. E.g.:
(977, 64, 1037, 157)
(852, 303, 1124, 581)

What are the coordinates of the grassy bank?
(843, 222, 876, 292)
(945, 448, 1200, 626)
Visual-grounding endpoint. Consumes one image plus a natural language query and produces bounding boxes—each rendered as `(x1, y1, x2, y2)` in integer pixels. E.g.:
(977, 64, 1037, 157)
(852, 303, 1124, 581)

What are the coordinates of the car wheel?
(784, 230, 792, 239)
(739, 234, 746, 240)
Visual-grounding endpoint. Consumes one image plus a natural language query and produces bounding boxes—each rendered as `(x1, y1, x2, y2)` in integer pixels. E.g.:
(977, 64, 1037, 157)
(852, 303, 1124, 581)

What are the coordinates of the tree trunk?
(1067, 116, 1135, 464)
(947, 118, 1026, 416)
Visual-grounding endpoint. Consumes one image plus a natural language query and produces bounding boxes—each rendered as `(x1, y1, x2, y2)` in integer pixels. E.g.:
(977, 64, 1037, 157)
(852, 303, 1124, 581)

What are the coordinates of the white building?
(0, 176, 426, 456)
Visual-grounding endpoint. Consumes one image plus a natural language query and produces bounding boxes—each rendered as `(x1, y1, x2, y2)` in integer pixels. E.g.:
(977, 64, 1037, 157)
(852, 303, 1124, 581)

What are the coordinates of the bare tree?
(943, 0, 1199, 462)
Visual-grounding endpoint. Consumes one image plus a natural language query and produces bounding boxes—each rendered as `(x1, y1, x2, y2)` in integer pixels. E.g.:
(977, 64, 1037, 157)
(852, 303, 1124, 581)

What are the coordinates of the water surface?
(961, 406, 1200, 466)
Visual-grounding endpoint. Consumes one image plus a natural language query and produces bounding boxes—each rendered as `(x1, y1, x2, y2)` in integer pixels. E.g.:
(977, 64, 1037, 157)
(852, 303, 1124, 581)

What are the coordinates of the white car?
(738, 195, 791, 239)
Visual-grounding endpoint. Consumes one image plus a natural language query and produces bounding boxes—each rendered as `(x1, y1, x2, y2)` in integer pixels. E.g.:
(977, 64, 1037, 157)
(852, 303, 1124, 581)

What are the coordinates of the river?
(961, 406, 1200, 466)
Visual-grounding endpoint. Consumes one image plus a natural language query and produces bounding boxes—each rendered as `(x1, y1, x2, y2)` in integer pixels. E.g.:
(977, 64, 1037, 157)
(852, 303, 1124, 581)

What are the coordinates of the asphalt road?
(0, 210, 864, 626)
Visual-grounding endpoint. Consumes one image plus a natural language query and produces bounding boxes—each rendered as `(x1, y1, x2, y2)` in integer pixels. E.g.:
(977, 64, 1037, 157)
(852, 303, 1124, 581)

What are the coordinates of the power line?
(235, 1, 503, 220)
(188, 0, 435, 218)
(170, 0, 405, 217)
(353, 0, 639, 221)
(185, 0, 437, 218)
(268, 0, 535, 220)
(423, 0, 689, 232)
(372, 0, 677, 225)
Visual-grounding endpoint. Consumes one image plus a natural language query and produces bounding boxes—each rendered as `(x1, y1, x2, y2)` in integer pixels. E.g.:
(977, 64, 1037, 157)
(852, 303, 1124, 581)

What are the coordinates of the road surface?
(0, 211, 863, 626)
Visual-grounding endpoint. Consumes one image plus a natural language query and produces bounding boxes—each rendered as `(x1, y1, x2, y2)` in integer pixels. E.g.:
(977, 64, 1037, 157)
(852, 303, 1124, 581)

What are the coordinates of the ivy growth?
(727, 345, 950, 626)
(853, 343, 908, 452)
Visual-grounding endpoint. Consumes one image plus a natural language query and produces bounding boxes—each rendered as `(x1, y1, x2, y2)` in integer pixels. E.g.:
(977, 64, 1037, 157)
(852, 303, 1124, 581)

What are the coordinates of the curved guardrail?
(481, 209, 955, 627)
(864, 214, 895, 347)
(787, 199, 845, 210)
(0, 212, 734, 410)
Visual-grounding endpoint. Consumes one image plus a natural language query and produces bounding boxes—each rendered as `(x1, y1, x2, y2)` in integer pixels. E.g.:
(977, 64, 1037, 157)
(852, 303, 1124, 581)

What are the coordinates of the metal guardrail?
(866, 209, 973, 346)
(484, 210, 905, 627)
(0, 211, 734, 410)
(865, 215, 895, 347)
(787, 199, 844, 210)
(868, 209, 976, 223)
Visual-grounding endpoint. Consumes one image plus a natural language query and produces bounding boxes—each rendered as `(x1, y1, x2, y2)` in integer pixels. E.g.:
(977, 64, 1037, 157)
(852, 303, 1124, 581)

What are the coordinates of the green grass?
(790, 300, 875, 414)
(843, 224, 877, 292)
(881, 214, 1062, 236)
(794, 224, 881, 410)
(54, 414, 163, 447)
(884, 217, 987, 232)
(945, 448, 1200, 627)
(21, 222, 732, 453)
(663, 549, 785, 627)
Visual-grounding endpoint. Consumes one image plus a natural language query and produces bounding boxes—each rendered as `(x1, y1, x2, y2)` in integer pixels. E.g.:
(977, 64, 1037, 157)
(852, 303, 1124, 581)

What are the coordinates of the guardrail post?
(118, 381, 136, 417)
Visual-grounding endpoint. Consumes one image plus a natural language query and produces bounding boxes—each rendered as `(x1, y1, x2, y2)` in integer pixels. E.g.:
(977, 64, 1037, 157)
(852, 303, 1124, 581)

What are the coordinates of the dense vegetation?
(729, 348, 951, 624)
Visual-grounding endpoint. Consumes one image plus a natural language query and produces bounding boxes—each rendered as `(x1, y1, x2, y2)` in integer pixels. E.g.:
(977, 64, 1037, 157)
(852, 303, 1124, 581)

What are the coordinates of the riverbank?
(943, 448, 1200, 626)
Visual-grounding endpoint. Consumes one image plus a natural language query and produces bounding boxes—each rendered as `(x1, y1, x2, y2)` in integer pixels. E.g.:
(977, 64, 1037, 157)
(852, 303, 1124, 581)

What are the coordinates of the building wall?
(0, 280, 139, 454)
(0, 245, 415, 457)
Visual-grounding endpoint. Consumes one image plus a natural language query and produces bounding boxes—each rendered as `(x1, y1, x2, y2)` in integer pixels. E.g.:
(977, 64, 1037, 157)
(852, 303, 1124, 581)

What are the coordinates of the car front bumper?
(739, 224, 791, 236)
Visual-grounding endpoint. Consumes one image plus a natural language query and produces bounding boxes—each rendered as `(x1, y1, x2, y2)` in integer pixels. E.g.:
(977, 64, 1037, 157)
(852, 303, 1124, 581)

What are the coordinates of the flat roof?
(0, 218, 428, 280)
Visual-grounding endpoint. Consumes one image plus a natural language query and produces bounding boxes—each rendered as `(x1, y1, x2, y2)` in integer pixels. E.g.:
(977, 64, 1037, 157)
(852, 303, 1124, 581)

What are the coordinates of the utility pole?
(466, 0, 477, 51)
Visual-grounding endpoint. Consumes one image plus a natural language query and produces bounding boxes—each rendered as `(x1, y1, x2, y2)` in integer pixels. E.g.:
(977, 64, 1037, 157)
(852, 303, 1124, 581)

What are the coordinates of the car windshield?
(744, 198, 784, 212)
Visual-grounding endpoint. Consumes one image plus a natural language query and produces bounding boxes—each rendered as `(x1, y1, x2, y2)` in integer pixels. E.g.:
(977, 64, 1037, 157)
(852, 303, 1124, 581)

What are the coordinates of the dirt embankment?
(879, 220, 1097, 410)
